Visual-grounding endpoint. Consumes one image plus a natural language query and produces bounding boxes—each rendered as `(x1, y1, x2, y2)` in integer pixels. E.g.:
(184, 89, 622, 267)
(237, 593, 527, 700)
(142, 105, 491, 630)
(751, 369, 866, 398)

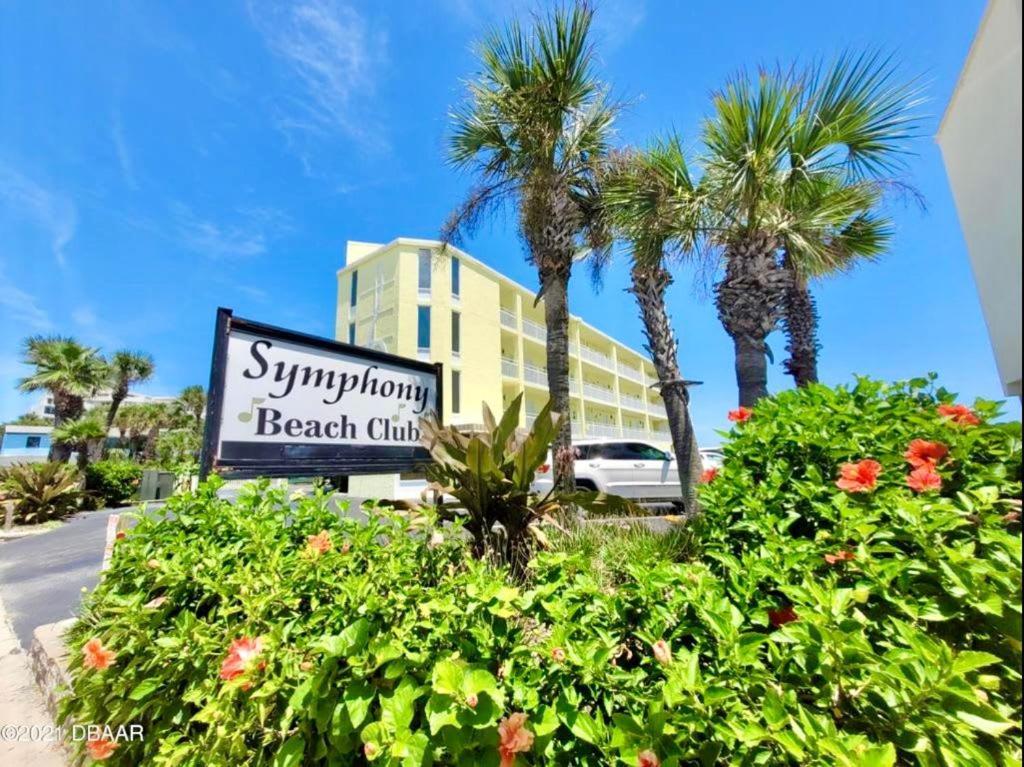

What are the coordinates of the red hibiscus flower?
(86, 737, 119, 761)
(727, 407, 753, 423)
(306, 530, 332, 556)
(824, 550, 856, 565)
(904, 439, 949, 469)
(700, 467, 719, 483)
(498, 713, 534, 767)
(638, 750, 661, 767)
(652, 639, 672, 666)
(835, 459, 882, 493)
(768, 606, 798, 628)
(82, 638, 117, 671)
(937, 403, 980, 426)
(219, 636, 264, 682)
(906, 465, 942, 493)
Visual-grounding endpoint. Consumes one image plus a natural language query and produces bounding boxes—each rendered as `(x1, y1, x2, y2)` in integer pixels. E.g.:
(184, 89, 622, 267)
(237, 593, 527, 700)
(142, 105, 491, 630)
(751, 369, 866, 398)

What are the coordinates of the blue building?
(0, 425, 52, 463)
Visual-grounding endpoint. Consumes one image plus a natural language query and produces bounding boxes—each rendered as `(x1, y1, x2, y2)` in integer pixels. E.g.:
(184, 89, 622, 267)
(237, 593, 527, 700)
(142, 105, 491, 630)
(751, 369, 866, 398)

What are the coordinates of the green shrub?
(85, 460, 143, 507)
(0, 461, 85, 524)
(60, 377, 1022, 766)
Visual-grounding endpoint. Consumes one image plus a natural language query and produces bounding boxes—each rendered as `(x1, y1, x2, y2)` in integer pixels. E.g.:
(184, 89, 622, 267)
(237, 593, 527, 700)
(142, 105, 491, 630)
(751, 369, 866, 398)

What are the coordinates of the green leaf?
(951, 651, 1002, 677)
(344, 680, 375, 729)
(128, 678, 161, 701)
(316, 618, 370, 657)
(431, 658, 465, 697)
(271, 735, 305, 767)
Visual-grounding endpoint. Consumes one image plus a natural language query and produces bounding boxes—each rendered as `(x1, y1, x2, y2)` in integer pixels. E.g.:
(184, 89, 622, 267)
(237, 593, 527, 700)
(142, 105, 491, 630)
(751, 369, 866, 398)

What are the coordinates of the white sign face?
(217, 330, 437, 451)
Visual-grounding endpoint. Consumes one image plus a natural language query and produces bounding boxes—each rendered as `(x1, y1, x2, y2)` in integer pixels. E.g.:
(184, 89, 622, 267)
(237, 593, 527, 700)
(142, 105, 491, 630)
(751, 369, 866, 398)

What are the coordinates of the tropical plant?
(175, 385, 206, 429)
(105, 350, 155, 430)
(84, 459, 142, 507)
(0, 461, 85, 524)
(115, 402, 179, 461)
(444, 2, 618, 491)
(155, 427, 201, 470)
(701, 54, 918, 404)
(52, 415, 108, 469)
(412, 393, 634, 576)
(18, 335, 109, 461)
(599, 137, 706, 511)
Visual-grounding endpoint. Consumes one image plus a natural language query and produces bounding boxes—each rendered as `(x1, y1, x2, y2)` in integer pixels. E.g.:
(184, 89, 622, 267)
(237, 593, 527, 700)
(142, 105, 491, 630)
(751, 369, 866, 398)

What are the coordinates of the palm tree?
(52, 415, 107, 470)
(18, 336, 109, 461)
(137, 403, 178, 462)
(701, 55, 918, 404)
(175, 385, 206, 429)
(443, 2, 617, 491)
(599, 138, 706, 511)
(106, 350, 155, 429)
(780, 53, 920, 386)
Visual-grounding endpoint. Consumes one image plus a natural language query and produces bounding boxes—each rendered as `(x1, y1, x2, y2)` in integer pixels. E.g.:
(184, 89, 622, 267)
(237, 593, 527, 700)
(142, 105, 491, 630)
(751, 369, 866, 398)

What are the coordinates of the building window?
(26, 436, 42, 448)
(452, 370, 461, 414)
(417, 306, 431, 350)
(451, 311, 461, 355)
(418, 248, 432, 293)
(350, 270, 358, 307)
(348, 322, 356, 345)
(451, 257, 460, 296)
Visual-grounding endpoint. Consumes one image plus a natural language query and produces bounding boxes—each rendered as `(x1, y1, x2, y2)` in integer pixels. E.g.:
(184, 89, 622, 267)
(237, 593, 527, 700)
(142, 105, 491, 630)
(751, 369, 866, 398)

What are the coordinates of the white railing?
(579, 345, 614, 369)
(582, 382, 616, 404)
(571, 424, 584, 438)
(622, 427, 650, 439)
(499, 308, 517, 328)
(585, 422, 621, 438)
(501, 357, 519, 378)
(648, 402, 667, 418)
(523, 363, 547, 386)
(569, 342, 580, 356)
(522, 318, 546, 341)
(620, 394, 646, 411)
(617, 362, 642, 382)
(650, 428, 670, 439)
(569, 378, 581, 395)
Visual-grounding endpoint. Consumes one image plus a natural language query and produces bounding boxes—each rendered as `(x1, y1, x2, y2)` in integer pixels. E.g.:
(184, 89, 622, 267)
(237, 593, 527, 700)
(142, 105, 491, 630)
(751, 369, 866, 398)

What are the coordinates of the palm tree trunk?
(106, 381, 129, 430)
(49, 391, 84, 463)
(540, 266, 575, 493)
(144, 427, 159, 462)
(629, 262, 702, 512)
(715, 234, 787, 407)
(781, 253, 820, 387)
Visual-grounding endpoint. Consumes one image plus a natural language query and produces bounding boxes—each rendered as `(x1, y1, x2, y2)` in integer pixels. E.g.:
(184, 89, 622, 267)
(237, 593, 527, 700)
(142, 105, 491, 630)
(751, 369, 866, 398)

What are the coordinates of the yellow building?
(336, 237, 670, 443)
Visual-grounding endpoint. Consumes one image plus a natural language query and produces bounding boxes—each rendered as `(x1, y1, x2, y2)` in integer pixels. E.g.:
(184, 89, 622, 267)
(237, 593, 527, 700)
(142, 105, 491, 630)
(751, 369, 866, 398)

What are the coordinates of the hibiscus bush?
(59, 376, 1021, 766)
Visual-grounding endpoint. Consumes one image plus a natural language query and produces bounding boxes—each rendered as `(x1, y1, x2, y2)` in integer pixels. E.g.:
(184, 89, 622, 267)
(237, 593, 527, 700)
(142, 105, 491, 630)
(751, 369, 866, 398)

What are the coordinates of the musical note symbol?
(238, 397, 266, 423)
(391, 402, 407, 422)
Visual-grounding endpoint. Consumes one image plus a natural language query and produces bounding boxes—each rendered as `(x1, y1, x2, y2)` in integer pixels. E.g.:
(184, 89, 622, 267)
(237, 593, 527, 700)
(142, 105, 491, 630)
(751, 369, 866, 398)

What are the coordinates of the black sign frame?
(199, 308, 443, 479)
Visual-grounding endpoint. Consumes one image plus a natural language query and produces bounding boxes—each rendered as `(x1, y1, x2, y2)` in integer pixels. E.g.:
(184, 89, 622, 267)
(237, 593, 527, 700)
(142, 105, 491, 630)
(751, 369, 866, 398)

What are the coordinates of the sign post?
(199, 308, 442, 480)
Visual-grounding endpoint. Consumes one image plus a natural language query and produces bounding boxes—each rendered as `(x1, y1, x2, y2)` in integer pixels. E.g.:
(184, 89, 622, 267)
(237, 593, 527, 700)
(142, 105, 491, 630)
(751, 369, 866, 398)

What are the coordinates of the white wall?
(938, 0, 1023, 397)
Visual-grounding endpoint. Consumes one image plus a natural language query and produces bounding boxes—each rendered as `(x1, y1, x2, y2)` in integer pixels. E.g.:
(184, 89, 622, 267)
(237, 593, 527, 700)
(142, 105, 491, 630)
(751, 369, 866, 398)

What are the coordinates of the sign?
(200, 308, 442, 478)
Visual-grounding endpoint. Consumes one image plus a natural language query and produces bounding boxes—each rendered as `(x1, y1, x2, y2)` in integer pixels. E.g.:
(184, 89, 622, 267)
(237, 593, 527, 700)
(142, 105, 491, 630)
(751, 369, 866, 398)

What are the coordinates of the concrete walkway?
(0, 597, 65, 766)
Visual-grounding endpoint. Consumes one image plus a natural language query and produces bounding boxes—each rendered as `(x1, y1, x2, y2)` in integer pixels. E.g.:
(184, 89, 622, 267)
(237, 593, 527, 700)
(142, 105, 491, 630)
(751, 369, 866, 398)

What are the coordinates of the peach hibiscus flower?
(86, 737, 119, 761)
(835, 459, 882, 493)
(907, 465, 942, 493)
(219, 636, 264, 682)
(824, 550, 856, 565)
(82, 638, 117, 671)
(700, 467, 718, 483)
(727, 407, 753, 423)
(904, 439, 948, 469)
(937, 403, 980, 426)
(498, 713, 534, 767)
(306, 530, 332, 556)
(638, 750, 661, 767)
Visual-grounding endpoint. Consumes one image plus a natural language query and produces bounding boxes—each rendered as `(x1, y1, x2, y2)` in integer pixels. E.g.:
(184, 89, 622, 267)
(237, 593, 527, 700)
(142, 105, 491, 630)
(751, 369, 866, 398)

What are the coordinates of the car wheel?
(575, 479, 597, 492)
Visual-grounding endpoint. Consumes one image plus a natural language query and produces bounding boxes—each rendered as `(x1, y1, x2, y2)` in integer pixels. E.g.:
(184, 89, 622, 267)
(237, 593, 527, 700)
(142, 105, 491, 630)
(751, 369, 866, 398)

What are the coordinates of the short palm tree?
(175, 385, 206, 429)
(444, 2, 617, 491)
(702, 55, 918, 404)
(18, 336, 109, 461)
(599, 137, 706, 511)
(52, 415, 107, 470)
(106, 350, 155, 429)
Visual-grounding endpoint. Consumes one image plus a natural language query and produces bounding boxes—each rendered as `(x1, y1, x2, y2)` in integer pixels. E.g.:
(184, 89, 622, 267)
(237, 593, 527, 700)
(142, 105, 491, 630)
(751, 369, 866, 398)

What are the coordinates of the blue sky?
(1, 0, 1016, 442)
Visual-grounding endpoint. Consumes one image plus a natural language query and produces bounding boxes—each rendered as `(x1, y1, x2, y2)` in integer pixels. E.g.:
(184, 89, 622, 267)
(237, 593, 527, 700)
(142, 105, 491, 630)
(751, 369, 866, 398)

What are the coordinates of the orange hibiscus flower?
(906, 465, 942, 493)
(700, 467, 719, 483)
(306, 530, 332, 556)
(82, 638, 117, 671)
(219, 636, 264, 682)
(835, 459, 882, 493)
(727, 407, 753, 423)
(498, 713, 534, 767)
(937, 403, 980, 426)
(86, 737, 119, 760)
(904, 439, 949, 469)
(824, 550, 856, 565)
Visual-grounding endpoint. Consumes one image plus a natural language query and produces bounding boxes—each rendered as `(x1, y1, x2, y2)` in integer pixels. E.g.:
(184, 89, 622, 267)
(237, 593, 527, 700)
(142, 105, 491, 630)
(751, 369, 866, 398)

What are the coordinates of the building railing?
(617, 362, 642, 382)
(582, 382, 616, 404)
(585, 422, 621, 438)
(648, 402, 667, 418)
(523, 363, 547, 386)
(522, 318, 546, 341)
(501, 357, 519, 378)
(579, 345, 614, 369)
(620, 393, 646, 412)
(569, 378, 580, 395)
(622, 427, 650, 439)
(499, 308, 517, 329)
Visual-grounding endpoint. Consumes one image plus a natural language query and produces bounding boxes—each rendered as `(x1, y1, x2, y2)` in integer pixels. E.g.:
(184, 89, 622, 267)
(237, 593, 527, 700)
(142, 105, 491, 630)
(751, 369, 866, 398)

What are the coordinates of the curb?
(28, 619, 75, 723)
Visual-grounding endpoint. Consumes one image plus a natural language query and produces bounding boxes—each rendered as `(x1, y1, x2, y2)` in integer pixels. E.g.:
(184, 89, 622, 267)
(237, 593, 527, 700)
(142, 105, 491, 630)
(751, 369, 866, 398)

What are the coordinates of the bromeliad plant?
(415, 393, 635, 576)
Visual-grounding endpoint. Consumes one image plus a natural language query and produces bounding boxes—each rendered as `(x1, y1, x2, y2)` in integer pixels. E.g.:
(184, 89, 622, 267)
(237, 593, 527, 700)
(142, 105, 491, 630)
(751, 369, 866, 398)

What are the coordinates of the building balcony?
(522, 317, 546, 342)
(523, 363, 547, 387)
(648, 402, 667, 418)
(501, 357, 519, 378)
(585, 422, 621, 438)
(617, 362, 642, 382)
(500, 308, 517, 329)
(622, 427, 651, 439)
(579, 345, 614, 369)
(569, 377, 581, 395)
(619, 393, 646, 412)
(582, 382, 616, 404)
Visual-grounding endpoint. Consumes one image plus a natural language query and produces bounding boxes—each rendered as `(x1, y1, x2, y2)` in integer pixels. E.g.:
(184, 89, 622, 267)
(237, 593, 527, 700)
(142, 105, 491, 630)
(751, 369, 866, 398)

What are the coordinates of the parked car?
(532, 439, 722, 505)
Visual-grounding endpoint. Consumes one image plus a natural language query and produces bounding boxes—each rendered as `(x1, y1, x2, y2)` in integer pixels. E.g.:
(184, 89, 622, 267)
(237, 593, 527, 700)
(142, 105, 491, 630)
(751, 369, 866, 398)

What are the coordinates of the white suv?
(533, 440, 724, 505)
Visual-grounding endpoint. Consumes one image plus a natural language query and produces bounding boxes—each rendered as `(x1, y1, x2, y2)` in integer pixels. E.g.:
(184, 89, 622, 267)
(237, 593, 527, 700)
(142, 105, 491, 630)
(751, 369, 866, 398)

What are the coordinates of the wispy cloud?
(0, 266, 52, 331)
(248, 0, 387, 153)
(111, 110, 139, 190)
(172, 203, 291, 260)
(0, 161, 78, 266)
